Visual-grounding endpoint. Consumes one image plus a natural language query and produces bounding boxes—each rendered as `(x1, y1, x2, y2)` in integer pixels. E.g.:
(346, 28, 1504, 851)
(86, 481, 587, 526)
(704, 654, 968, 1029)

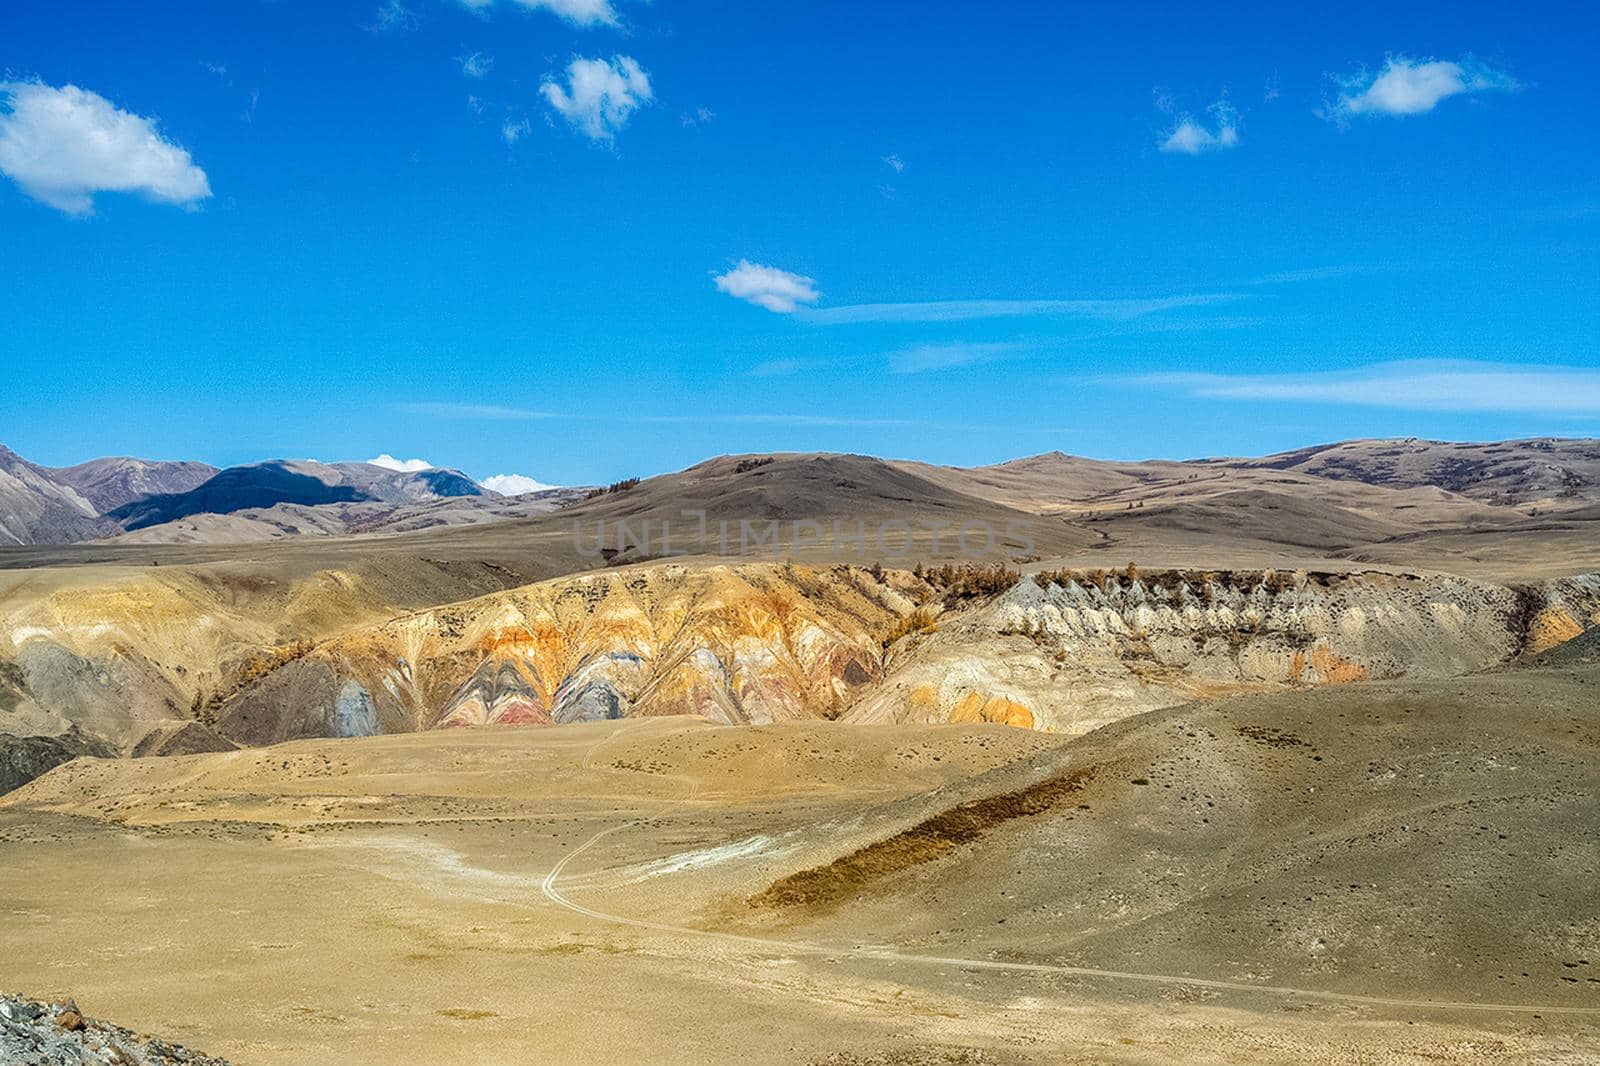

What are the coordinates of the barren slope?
(850, 567, 1600, 734)
(738, 667, 1600, 1012)
(3, 700, 1594, 1063)
(46, 456, 218, 513)
(0, 445, 108, 546)
(1244, 437, 1600, 506)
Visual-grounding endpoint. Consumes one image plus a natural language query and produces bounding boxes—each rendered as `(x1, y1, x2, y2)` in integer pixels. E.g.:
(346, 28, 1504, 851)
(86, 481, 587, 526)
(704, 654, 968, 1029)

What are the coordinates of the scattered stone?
(0, 992, 229, 1065)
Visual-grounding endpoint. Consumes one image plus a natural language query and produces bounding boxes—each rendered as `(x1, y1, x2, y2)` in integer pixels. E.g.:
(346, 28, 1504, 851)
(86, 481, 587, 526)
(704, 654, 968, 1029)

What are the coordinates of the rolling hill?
(45, 456, 218, 513)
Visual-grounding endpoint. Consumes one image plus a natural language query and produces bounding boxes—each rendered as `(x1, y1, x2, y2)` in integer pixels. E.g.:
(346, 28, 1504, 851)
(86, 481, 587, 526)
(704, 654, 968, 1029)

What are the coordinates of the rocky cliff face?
(217, 564, 918, 745)
(6, 558, 1598, 753)
(0, 557, 535, 752)
(214, 564, 1600, 746)
(846, 568, 1600, 735)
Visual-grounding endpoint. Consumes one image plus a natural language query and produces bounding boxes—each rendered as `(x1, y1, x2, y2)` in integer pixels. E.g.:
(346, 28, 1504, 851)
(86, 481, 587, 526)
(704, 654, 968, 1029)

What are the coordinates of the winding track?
(541, 728, 1600, 1019)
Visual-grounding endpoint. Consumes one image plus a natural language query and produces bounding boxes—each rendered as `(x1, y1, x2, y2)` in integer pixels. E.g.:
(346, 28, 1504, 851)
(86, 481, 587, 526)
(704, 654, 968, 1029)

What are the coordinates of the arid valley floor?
(2, 439, 1599, 1063)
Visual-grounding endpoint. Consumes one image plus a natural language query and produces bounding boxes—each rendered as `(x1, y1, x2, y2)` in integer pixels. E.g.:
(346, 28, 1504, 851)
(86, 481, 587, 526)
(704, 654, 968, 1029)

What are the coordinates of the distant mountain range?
(0, 449, 582, 546)
(1, 436, 1596, 550)
(106, 460, 486, 531)
(47, 456, 219, 514)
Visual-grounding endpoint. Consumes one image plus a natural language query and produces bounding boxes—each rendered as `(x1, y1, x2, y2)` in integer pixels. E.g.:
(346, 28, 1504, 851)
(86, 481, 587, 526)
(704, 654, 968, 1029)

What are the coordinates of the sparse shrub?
(999, 616, 1051, 646)
(1263, 570, 1294, 594)
(882, 607, 939, 648)
(920, 562, 1020, 601)
(585, 477, 642, 499)
(237, 637, 315, 687)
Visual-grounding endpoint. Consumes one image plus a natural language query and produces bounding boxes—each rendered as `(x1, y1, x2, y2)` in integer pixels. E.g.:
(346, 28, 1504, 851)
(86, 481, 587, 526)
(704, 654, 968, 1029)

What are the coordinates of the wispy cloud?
(401, 402, 562, 420)
(749, 357, 833, 378)
(458, 0, 619, 28)
(459, 52, 493, 79)
(882, 153, 905, 173)
(714, 260, 821, 313)
(887, 342, 1032, 374)
(1326, 55, 1518, 120)
(1161, 101, 1239, 155)
(501, 117, 531, 145)
(1228, 265, 1361, 286)
(800, 293, 1238, 326)
(370, 0, 420, 32)
(0, 80, 211, 215)
(1129, 360, 1600, 414)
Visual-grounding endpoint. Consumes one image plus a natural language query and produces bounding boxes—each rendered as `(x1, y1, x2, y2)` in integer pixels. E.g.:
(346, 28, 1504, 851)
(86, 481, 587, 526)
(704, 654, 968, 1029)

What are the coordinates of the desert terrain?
(3, 668, 1598, 1063)
(1, 438, 1598, 1063)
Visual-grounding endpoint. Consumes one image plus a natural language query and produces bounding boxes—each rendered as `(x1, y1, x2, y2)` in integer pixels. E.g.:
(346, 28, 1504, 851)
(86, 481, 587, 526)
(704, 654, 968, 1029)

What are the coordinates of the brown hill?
(46, 456, 218, 514)
(744, 666, 1600, 1012)
(0, 446, 108, 546)
(1241, 437, 1600, 505)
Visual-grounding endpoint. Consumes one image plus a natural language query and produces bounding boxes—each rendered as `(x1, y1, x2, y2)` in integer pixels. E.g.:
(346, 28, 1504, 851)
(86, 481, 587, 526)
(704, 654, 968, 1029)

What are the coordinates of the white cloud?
(1161, 101, 1239, 154)
(459, 52, 494, 79)
(681, 107, 715, 128)
(803, 293, 1235, 325)
(0, 81, 211, 216)
(368, 454, 434, 472)
(1130, 360, 1600, 414)
(501, 117, 531, 145)
(371, 0, 420, 32)
(540, 55, 651, 142)
(713, 260, 821, 313)
(462, 0, 619, 27)
(1328, 55, 1517, 119)
(883, 153, 905, 173)
(483, 473, 561, 495)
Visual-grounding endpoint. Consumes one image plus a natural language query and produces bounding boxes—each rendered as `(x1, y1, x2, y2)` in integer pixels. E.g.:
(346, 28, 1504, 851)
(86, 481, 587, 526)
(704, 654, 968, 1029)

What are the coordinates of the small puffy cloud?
(1161, 101, 1240, 154)
(368, 454, 433, 472)
(1328, 55, 1517, 119)
(0, 81, 211, 215)
(883, 153, 905, 173)
(483, 473, 561, 495)
(461, 0, 619, 27)
(713, 260, 821, 314)
(459, 52, 493, 79)
(540, 55, 652, 142)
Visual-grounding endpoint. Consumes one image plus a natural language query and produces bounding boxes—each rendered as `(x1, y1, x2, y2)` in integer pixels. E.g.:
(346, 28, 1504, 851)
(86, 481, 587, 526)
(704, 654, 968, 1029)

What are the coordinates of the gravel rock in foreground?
(0, 994, 229, 1065)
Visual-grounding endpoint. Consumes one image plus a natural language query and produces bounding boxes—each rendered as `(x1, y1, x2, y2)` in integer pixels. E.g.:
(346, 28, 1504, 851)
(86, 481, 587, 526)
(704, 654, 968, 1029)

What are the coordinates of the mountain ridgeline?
(106, 461, 487, 531)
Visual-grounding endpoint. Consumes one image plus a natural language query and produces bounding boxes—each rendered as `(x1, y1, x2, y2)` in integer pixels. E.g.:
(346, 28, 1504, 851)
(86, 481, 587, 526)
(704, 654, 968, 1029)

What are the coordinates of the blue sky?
(2, 0, 1597, 487)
